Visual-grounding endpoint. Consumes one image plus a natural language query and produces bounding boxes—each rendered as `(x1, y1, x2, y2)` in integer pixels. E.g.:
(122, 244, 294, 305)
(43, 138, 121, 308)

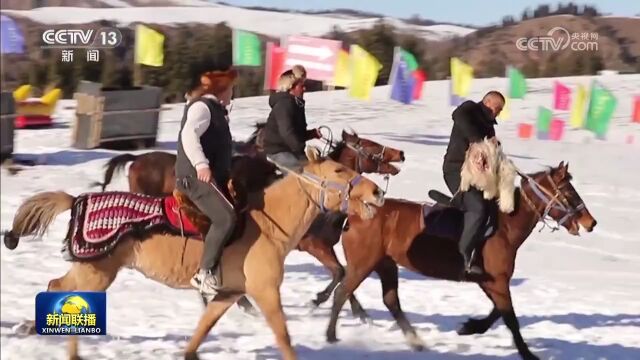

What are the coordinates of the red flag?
(553, 81, 571, 110)
(263, 42, 286, 91)
(517, 123, 533, 139)
(633, 96, 640, 123)
(412, 70, 426, 100)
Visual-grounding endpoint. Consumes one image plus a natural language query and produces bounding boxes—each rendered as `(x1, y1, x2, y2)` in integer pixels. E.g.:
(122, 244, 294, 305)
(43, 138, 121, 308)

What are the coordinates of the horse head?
(335, 130, 405, 175)
(302, 146, 385, 220)
(522, 161, 597, 235)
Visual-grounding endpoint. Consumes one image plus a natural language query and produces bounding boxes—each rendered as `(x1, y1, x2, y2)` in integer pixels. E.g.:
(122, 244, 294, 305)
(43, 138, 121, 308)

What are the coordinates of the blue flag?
(1, 15, 25, 54)
(390, 58, 414, 104)
(449, 80, 463, 106)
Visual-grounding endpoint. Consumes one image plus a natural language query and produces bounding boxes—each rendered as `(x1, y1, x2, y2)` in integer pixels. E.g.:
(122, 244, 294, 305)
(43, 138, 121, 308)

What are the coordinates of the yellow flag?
(348, 45, 382, 101)
(498, 96, 510, 120)
(570, 84, 588, 128)
(450, 57, 473, 97)
(135, 24, 165, 67)
(331, 49, 350, 88)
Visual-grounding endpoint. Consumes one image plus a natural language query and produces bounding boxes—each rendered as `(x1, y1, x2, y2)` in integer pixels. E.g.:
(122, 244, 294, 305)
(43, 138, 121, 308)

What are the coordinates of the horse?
(3, 147, 385, 360)
(325, 162, 597, 360)
(95, 126, 405, 313)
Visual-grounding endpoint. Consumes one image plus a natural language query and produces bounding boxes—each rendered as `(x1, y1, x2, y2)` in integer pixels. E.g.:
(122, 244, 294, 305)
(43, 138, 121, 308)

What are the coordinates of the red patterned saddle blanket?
(65, 192, 201, 260)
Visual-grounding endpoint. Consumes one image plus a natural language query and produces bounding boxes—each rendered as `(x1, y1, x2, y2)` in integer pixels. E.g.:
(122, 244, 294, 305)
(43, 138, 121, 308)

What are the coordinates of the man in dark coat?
(263, 65, 322, 171)
(175, 68, 238, 296)
(442, 91, 505, 275)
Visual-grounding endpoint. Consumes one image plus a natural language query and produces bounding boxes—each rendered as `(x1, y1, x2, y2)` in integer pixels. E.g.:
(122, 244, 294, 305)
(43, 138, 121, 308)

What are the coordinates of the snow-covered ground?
(1, 74, 639, 359)
(0, 3, 476, 41)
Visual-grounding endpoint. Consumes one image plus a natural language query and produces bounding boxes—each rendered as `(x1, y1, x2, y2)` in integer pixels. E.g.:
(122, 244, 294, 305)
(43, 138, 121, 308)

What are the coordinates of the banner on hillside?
(263, 42, 286, 91)
(553, 81, 571, 110)
(507, 66, 526, 99)
(585, 81, 617, 138)
(282, 35, 341, 82)
(537, 106, 552, 139)
(348, 45, 382, 101)
(1, 15, 24, 54)
(570, 84, 588, 128)
(450, 57, 473, 104)
(134, 25, 164, 67)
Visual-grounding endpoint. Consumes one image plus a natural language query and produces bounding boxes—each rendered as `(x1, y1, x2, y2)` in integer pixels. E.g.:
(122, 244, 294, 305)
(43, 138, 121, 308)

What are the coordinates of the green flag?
(537, 106, 552, 133)
(400, 49, 419, 71)
(508, 66, 527, 99)
(585, 81, 617, 137)
(233, 29, 261, 66)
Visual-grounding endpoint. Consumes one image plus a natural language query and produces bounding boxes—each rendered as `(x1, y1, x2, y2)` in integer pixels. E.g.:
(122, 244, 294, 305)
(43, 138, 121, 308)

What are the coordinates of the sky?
(220, 0, 639, 26)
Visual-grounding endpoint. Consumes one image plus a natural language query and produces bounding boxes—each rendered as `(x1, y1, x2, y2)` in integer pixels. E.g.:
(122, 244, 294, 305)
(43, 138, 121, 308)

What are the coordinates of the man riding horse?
(442, 91, 505, 276)
(176, 67, 238, 296)
(263, 65, 323, 172)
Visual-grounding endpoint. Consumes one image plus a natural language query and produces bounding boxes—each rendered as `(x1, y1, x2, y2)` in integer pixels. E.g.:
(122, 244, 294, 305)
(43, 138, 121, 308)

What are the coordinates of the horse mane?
(245, 122, 266, 145)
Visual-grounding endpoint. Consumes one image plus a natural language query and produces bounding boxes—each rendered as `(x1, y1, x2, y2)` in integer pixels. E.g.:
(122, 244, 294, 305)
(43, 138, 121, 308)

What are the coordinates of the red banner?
(263, 42, 286, 91)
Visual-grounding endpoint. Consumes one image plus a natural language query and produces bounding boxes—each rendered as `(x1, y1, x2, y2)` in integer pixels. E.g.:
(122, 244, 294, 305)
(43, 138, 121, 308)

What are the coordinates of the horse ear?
(558, 161, 565, 169)
(305, 146, 322, 163)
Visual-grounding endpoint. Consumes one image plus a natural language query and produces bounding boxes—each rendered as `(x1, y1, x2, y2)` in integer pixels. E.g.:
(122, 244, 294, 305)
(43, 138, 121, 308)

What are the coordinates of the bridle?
(298, 172, 365, 213)
(518, 170, 586, 232)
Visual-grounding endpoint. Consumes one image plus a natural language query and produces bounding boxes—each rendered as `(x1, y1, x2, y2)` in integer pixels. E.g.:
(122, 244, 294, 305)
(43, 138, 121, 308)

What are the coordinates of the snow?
(0, 4, 476, 41)
(1, 74, 640, 359)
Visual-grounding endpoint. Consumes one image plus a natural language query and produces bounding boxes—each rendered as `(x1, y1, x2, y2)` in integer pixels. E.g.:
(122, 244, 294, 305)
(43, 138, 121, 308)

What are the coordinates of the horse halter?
(344, 139, 391, 194)
(519, 171, 586, 232)
(299, 172, 364, 213)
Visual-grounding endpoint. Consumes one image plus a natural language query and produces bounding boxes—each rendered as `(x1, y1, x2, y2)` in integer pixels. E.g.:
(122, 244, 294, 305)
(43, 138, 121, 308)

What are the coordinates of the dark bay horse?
(95, 125, 405, 313)
(326, 162, 597, 360)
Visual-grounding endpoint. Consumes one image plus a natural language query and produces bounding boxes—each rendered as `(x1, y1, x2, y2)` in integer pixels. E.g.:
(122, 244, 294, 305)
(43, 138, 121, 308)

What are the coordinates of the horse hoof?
(456, 319, 487, 336)
(326, 333, 339, 344)
(185, 352, 199, 360)
(12, 320, 36, 335)
(405, 332, 426, 352)
(4, 231, 19, 250)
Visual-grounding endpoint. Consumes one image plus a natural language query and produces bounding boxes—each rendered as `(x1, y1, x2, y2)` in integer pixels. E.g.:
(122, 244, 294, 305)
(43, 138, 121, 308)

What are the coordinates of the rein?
(517, 169, 585, 232)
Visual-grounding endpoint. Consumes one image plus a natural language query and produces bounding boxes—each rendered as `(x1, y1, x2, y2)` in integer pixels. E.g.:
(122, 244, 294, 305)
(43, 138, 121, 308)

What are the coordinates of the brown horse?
(96, 127, 405, 313)
(4, 147, 385, 360)
(326, 162, 597, 360)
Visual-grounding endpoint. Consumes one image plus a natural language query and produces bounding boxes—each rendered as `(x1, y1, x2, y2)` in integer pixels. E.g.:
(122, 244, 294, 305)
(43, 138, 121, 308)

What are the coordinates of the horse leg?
(184, 294, 242, 360)
(375, 257, 425, 351)
(48, 261, 119, 360)
(299, 234, 345, 307)
(326, 256, 379, 344)
(457, 287, 501, 335)
(247, 287, 297, 360)
(484, 279, 539, 360)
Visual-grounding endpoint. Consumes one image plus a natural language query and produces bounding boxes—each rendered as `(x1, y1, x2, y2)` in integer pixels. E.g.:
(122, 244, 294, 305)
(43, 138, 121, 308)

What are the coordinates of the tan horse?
(4, 147, 385, 360)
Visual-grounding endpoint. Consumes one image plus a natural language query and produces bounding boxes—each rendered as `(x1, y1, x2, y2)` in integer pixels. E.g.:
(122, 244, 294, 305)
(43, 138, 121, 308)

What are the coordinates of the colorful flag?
(507, 66, 526, 99)
(549, 119, 565, 141)
(134, 24, 165, 67)
(585, 82, 617, 137)
(537, 106, 552, 139)
(450, 57, 473, 100)
(633, 96, 640, 124)
(412, 69, 426, 100)
(449, 80, 463, 106)
(263, 42, 286, 91)
(498, 97, 511, 120)
(553, 81, 571, 110)
(389, 47, 415, 104)
(1, 15, 24, 54)
(570, 84, 588, 128)
(348, 45, 382, 101)
(331, 48, 350, 88)
(232, 29, 261, 66)
(517, 123, 533, 139)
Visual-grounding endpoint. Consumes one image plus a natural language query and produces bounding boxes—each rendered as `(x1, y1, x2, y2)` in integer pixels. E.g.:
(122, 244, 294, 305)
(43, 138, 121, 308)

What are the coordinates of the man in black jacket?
(263, 65, 322, 171)
(442, 91, 505, 276)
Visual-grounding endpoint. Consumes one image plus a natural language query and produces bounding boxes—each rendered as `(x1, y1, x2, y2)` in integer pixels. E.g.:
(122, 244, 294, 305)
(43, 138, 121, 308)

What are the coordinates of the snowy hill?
(0, 1, 476, 41)
(1, 74, 639, 359)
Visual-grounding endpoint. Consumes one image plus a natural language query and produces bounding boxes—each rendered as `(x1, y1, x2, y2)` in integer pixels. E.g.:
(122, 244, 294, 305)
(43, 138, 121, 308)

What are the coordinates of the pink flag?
(553, 81, 571, 110)
(633, 96, 640, 123)
(549, 119, 565, 141)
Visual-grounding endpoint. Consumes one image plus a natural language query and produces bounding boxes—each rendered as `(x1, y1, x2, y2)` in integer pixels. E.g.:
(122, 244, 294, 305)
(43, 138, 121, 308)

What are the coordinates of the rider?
(263, 65, 322, 172)
(442, 91, 505, 276)
(175, 68, 238, 296)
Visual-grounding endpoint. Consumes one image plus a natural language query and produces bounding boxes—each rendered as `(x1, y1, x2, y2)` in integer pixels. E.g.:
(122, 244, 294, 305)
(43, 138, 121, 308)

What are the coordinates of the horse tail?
(93, 153, 138, 191)
(4, 191, 75, 250)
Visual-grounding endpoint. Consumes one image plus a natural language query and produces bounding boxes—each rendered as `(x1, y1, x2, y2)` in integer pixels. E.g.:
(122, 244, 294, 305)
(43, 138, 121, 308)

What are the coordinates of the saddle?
(62, 190, 246, 261)
(423, 190, 498, 241)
